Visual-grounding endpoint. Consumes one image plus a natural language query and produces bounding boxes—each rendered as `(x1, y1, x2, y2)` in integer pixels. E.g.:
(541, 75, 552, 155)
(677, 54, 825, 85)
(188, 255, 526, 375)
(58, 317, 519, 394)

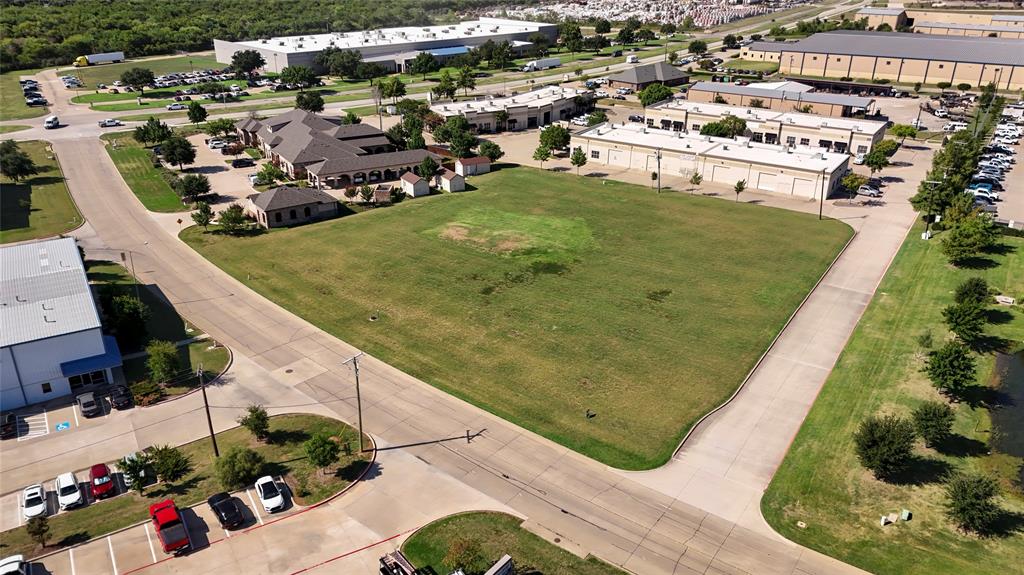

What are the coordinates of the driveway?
(185, 134, 260, 211)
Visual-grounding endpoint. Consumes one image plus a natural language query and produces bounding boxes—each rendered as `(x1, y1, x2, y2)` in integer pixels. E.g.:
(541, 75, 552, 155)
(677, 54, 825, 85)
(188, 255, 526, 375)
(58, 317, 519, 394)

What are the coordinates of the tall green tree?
(231, 49, 265, 77)
(853, 414, 917, 480)
(942, 301, 986, 343)
(455, 66, 476, 96)
(187, 101, 208, 126)
(408, 52, 439, 80)
(890, 124, 917, 143)
(161, 135, 196, 170)
(638, 83, 674, 107)
(238, 404, 270, 442)
(688, 40, 707, 54)
(954, 277, 992, 306)
(146, 340, 180, 383)
(912, 401, 955, 448)
(191, 201, 214, 230)
(570, 146, 587, 174)
(315, 48, 362, 78)
(280, 65, 317, 90)
(120, 67, 154, 96)
(594, 19, 612, 34)
(205, 118, 237, 139)
(864, 149, 889, 175)
(176, 173, 210, 204)
(134, 117, 172, 147)
(431, 70, 458, 100)
(924, 341, 976, 398)
(942, 213, 999, 265)
(218, 203, 248, 235)
(419, 156, 439, 180)
(296, 90, 325, 113)
(539, 124, 571, 151)
(944, 473, 1001, 534)
(0, 140, 39, 183)
(478, 141, 504, 162)
(304, 434, 341, 475)
(533, 144, 551, 168)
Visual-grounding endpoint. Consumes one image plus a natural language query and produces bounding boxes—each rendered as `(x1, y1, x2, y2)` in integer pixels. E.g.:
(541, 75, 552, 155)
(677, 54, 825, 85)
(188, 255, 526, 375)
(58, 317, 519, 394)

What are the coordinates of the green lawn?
(0, 414, 370, 559)
(723, 59, 780, 73)
(61, 55, 221, 87)
(181, 167, 852, 469)
(0, 141, 81, 244)
(0, 68, 48, 121)
(403, 512, 624, 575)
(762, 225, 1024, 575)
(100, 131, 184, 212)
(0, 125, 30, 134)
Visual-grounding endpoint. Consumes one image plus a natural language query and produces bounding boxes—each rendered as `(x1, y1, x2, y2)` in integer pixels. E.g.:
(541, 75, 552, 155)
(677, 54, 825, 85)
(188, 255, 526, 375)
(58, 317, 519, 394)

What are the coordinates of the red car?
(149, 499, 191, 554)
(90, 463, 115, 499)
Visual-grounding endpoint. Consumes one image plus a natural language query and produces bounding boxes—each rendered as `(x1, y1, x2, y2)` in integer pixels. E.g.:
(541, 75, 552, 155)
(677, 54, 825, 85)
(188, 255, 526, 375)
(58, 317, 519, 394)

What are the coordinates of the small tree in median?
(841, 173, 868, 195)
(238, 404, 270, 442)
(942, 300, 986, 343)
(912, 401, 956, 448)
(120, 452, 151, 494)
(864, 149, 889, 175)
(689, 172, 702, 192)
(891, 124, 917, 143)
(150, 444, 191, 482)
(942, 215, 1000, 266)
(161, 135, 196, 171)
(853, 414, 916, 480)
(177, 173, 211, 204)
(187, 101, 208, 126)
(192, 201, 214, 230)
(944, 472, 1000, 534)
(26, 516, 49, 548)
(570, 146, 587, 174)
(217, 203, 248, 235)
(205, 118, 237, 140)
(924, 341, 976, 399)
(146, 340, 179, 384)
(217, 446, 265, 490)
(304, 433, 341, 475)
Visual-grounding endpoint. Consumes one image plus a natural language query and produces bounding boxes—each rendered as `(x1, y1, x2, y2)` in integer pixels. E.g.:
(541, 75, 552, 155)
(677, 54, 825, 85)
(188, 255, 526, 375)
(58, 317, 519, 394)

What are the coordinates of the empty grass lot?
(182, 167, 851, 469)
(723, 59, 780, 73)
(0, 141, 81, 244)
(100, 131, 183, 212)
(762, 225, 1024, 575)
(0, 414, 370, 559)
(403, 512, 624, 575)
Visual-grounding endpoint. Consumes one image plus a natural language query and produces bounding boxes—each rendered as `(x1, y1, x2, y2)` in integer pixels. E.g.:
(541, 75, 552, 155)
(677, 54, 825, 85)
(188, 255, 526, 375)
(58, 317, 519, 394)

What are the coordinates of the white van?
(626, 55, 640, 64)
(43, 115, 59, 129)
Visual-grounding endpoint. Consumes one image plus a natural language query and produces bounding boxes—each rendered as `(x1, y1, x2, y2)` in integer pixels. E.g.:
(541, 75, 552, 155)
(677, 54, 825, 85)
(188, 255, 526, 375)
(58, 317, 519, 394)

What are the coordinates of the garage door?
(791, 178, 815, 198)
(755, 172, 778, 192)
(608, 149, 627, 166)
(710, 164, 747, 185)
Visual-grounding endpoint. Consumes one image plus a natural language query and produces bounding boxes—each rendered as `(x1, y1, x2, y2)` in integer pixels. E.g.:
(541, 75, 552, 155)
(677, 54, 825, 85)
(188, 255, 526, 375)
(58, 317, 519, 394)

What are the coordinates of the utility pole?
(342, 352, 366, 452)
(198, 365, 219, 457)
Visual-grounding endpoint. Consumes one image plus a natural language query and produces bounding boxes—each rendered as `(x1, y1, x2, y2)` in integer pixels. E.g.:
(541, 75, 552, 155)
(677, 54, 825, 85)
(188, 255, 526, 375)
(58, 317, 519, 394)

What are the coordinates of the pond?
(989, 349, 1024, 458)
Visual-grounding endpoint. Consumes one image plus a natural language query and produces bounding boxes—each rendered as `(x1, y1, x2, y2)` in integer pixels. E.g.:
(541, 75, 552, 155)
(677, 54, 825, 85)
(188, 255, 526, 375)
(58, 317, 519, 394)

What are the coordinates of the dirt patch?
(492, 233, 530, 253)
(441, 224, 470, 242)
(440, 223, 531, 254)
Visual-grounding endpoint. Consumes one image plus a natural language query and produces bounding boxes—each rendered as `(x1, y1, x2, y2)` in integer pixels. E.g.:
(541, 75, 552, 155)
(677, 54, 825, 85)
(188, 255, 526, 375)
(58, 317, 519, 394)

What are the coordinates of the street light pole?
(198, 364, 220, 457)
(342, 352, 366, 452)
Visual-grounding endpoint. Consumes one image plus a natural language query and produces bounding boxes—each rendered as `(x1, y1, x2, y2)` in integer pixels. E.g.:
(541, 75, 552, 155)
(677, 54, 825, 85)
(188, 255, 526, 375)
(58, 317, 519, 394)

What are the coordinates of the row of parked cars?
(20, 463, 117, 521)
(19, 79, 47, 107)
(969, 124, 1020, 213)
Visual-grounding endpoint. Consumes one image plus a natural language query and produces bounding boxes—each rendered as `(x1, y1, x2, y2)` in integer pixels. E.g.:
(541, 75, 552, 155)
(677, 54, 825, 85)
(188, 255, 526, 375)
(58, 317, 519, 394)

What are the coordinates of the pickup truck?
(149, 500, 191, 554)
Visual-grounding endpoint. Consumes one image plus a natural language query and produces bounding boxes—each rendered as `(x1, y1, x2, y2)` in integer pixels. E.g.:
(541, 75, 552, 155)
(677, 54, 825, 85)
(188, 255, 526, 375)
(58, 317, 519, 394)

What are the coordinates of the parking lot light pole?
(198, 365, 220, 457)
(342, 352, 366, 452)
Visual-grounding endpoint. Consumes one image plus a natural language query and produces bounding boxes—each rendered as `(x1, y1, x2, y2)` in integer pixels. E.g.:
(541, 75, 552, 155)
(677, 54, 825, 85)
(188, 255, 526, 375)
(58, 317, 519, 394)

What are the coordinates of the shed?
(400, 171, 429, 197)
(456, 156, 491, 176)
(439, 169, 465, 192)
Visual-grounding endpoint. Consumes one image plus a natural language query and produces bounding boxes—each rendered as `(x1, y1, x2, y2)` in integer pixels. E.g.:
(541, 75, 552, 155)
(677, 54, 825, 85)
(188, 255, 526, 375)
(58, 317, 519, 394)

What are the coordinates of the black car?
(231, 158, 255, 168)
(1, 412, 17, 439)
(110, 385, 132, 410)
(628, 114, 644, 123)
(208, 492, 245, 529)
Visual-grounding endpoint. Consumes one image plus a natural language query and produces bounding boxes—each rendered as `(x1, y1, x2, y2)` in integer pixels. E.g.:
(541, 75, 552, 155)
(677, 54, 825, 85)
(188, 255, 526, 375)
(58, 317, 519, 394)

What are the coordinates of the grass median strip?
(0, 140, 82, 244)
(402, 512, 624, 575)
(182, 166, 851, 469)
(0, 414, 370, 559)
(100, 131, 185, 212)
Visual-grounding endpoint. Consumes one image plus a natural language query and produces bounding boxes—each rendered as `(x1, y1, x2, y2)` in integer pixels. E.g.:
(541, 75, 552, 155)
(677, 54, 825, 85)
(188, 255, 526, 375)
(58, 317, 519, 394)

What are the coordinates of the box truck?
(73, 51, 125, 67)
(522, 57, 560, 72)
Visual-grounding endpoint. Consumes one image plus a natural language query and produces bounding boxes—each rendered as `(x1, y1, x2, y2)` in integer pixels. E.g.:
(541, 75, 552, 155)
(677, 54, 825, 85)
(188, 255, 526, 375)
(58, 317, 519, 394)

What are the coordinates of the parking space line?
(246, 490, 263, 526)
(224, 528, 231, 539)
(108, 536, 119, 574)
(144, 522, 157, 563)
(69, 547, 76, 575)
(72, 404, 80, 427)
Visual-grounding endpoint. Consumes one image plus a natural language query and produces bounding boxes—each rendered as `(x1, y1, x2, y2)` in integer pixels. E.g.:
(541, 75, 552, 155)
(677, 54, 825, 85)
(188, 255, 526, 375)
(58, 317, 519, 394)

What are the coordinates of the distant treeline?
(0, 0, 537, 70)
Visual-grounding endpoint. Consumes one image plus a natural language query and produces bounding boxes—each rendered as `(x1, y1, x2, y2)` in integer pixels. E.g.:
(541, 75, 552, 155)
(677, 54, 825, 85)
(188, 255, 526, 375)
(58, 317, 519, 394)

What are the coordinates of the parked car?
(248, 174, 264, 186)
(0, 555, 30, 575)
(612, 94, 626, 100)
(207, 139, 227, 149)
(207, 492, 245, 529)
(166, 103, 187, 110)
(21, 485, 46, 520)
(1, 413, 16, 440)
(97, 119, 122, 127)
(55, 472, 83, 510)
(89, 464, 115, 499)
(150, 500, 191, 554)
(973, 197, 997, 213)
(856, 185, 882, 197)
(853, 153, 865, 165)
(627, 114, 644, 123)
(77, 392, 101, 418)
(110, 385, 132, 410)
(230, 158, 255, 168)
(254, 476, 284, 513)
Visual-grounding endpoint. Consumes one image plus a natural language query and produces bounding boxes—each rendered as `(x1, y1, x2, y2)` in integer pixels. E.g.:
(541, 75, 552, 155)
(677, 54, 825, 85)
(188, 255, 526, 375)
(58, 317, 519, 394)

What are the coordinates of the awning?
(60, 335, 122, 377)
(428, 46, 470, 57)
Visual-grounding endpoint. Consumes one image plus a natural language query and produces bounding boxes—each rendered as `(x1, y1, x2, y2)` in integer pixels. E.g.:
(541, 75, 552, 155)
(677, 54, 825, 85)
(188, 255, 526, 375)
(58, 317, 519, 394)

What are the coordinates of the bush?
(146, 340, 180, 384)
(954, 277, 992, 306)
(238, 404, 270, 442)
(956, 83, 971, 91)
(442, 538, 490, 575)
(840, 76, 853, 82)
(130, 380, 165, 406)
(120, 452, 151, 494)
(304, 433, 340, 474)
(912, 401, 955, 447)
(150, 444, 191, 482)
(872, 79, 891, 85)
(944, 472, 1000, 534)
(852, 414, 916, 480)
(216, 446, 266, 489)
(924, 341, 977, 398)
(937, 82, 952, 90)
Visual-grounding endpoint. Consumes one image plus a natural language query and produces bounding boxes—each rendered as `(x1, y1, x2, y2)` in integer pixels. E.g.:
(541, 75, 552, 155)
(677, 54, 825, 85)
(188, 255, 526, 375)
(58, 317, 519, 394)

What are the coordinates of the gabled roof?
(440, 169, 460, 180)
(608, 62, 689, 86)
(457, 156, 491, 165)
(307, 149, 437, 176)
(235, 116, 261, 132)
(250, 186, 336, 211)
(400, 171, 423, 184)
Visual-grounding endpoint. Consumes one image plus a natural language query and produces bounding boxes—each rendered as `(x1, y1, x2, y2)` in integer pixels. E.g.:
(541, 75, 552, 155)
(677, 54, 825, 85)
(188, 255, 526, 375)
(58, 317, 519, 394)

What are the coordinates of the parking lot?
(184, 134, 262, 211)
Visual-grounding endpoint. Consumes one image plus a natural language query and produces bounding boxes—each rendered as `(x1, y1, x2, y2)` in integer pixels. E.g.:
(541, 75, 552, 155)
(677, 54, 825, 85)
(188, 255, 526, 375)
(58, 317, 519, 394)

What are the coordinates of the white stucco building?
(0, 238, 122, 411)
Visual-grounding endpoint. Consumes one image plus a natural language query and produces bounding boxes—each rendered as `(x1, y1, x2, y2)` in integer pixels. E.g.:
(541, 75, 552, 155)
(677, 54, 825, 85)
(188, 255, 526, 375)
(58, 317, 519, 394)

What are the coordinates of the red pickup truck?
(149, 500, 191, 554)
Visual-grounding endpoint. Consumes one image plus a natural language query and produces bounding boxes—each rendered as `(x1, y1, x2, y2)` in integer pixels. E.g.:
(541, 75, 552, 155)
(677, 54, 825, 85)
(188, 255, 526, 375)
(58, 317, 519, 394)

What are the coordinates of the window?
(289, 209, 297, 220)
(812, 56, 818, 61)
(646, 118, 654, 127)
(786, 136, 796, 146)
(938, 64, 944, 69)
(304, 206, 311, 217)
(41, 383, 52, 394)
(692, 124, 700, 131)
(68, 370, 106, 390)
(800, 138, 810, 146)
(818, 139, 832, 150)
(835, 58, 841, 62)
(857, 145, 868, 154)
(751, 133, 764, 143)
(275, 212, 282, 223)
(590, 150, 600, 159)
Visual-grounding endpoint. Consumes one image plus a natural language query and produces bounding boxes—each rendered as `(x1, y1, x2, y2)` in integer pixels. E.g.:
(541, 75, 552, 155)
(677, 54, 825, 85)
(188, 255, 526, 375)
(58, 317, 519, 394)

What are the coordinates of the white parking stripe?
(246, 490, 263, 526)
(145, 522, 157, 563)
(69, 547, 77, 575)
(108, 536, 118, 574)
(224, 528, 231, 538)
(72, 404, 80, 427)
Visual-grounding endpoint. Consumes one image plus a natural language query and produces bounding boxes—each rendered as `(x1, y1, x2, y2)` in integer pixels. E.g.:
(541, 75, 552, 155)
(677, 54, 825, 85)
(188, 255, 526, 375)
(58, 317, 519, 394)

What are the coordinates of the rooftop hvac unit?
(278, 41, 285, 46)
(260, 39, 268, 44)
(786, 118, 794, 123)
(297, 43, 303, 48)
(723, 145, 729, 150)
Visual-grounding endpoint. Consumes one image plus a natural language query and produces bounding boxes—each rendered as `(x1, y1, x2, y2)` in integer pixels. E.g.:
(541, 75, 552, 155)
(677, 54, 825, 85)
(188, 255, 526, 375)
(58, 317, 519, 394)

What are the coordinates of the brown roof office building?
(606, 62, 690, 91)
(742, 31, 1024, 90)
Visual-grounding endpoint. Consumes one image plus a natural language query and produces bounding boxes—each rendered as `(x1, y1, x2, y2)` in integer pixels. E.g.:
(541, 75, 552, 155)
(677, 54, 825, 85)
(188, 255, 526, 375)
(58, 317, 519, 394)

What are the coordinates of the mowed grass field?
(0, 141, 81, 243)
(182, 167, 852, 469)
(762, 225, 1024, 575)
(100, 131, 184, 212)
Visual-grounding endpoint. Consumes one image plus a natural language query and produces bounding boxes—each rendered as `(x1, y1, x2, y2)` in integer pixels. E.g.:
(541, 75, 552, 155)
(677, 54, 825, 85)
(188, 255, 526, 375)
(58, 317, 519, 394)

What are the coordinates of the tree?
(667, 50, 678, 64)
(912, 401, 955, 448)
(434, 116, 477, 158)
(258, 163, 286, 185)
(191, 201, 214, 230)
(942, 214, 999, 266)
(343, 110, 362, 125)
(296, 90, 325, 113)
(533, 144, 551, 168)
(187, 101, 208, 126)
(231, 49, 265, 77)
(218, 203, 248, 235)
(748, 98, 766, 109)
(315, 48, 362, 78)
(954, 277, 992, 306)
(734, 179, 746, 202)
(560, 22, 584, 58)
(304, 433, 341, 475)
(120, 452, 151, 494)
(528, 31, 551, 56)
(943, 301, 986, 343)
(205, 118, 237, 139)
(161, 135, 196, 170)
(661, 23, 677, 35)
(852, 414, 916, 480)
(864, 149, 889, 175)
(924, 341, 976, 398)
(688, 40, 707, 55)
(689, 172, 702, 191)
(956, 83, 972, 92)
(134, 117, 171, 147)
(26, 516, 49, 548)
(723, 34, 739, 49)
(146, 340, 179, 384)
(432, 70, 458, 100)
(635, 29, 656, 45)
(489, 41, 513, 70)
(914, 82, 923, 94)
(0, 140, 39, 183)
(875, 23, 893, 32)
(456, 66, 476, 96)
(280, 65, 317, 90)
(358, 184, 374, 203)
(638, 83, 674, 107)
(594, 19, 611, 34)
(478, 141, 504, 162)
(419, 156, 439, 181)
(379, 76, 406, 104)
(120, 67, 154, 96)
(700, 117, 747, 138)
(442, 538, 490, 574)
(108, 294, 149, 345)
(570, 146, 587, 174)
(176, 173, 210, 204)
(587, 110, 608, 126)
(355, 62, 387, 85)
(891, 123, 917, 143)
(944, 473, 1000, 534)
(150, 444, 191, 482)
(874, 139, 900, 157)
(841, 173, 868, 194)
(616, 28, 635, 46)
(409, 52, 439, 80)
(937, 81, 952, 90)
(539, 124, 571, 151)
(237, 404, 270, 442)
(216, 446, 265, 489)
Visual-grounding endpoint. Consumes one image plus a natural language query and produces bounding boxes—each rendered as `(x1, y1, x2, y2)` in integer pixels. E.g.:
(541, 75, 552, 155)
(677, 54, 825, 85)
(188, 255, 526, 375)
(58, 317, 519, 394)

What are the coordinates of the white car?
(55, 472, 83, 511)
(21, 485, 46, 520)
(853, 153, 865, 165)
(97, 119, 122, 128)
(248, 173, 263, 186)
(207, 139, 227, 149)
(254, 476, 284, 513)
(594, 90, 609, 98)
(165, 103, 187, 111)
(112, 80, 123, 87)
(0, 555, 28, 575)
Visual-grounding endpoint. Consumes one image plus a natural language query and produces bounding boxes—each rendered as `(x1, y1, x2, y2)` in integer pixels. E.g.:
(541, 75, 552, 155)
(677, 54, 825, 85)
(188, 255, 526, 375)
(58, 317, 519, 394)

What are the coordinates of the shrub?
(130, 380, 165, 406)
(304, 433, 340, 475)
(944, 472, 1000, 534)
(852, 414, 916, 480)
(956, 83, 971, 91)
(912, 401, 955, 447)
(150, 444, 191, 482)
(120, 452, 151, 494)
(937, 82, 952, 90)
(238, 404, 270, 442)
(924, 341, 976, 398)
(216, 446, 266, 489)
(916, 330, 933, 350)
(954, 277, 992, 306)
(442, 538, 490, 574)
(146, 340, 180, 384)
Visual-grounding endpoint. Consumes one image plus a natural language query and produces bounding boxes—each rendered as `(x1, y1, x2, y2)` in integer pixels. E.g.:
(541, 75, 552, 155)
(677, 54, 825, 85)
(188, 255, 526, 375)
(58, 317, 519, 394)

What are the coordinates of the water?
(989, 350, 1024, 458)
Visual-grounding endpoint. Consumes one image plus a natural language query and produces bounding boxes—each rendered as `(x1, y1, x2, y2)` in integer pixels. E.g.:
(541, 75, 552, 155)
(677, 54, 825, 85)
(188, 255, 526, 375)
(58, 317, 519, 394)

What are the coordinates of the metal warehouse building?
(741, 30, 1024, 90)
(574, 123, 849, 200)
(214, 17, 556, 74)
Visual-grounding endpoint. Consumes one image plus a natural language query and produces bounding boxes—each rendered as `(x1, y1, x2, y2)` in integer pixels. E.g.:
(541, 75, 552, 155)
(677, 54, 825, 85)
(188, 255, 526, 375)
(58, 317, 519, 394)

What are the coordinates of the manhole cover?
(285, 369, 294, 374)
